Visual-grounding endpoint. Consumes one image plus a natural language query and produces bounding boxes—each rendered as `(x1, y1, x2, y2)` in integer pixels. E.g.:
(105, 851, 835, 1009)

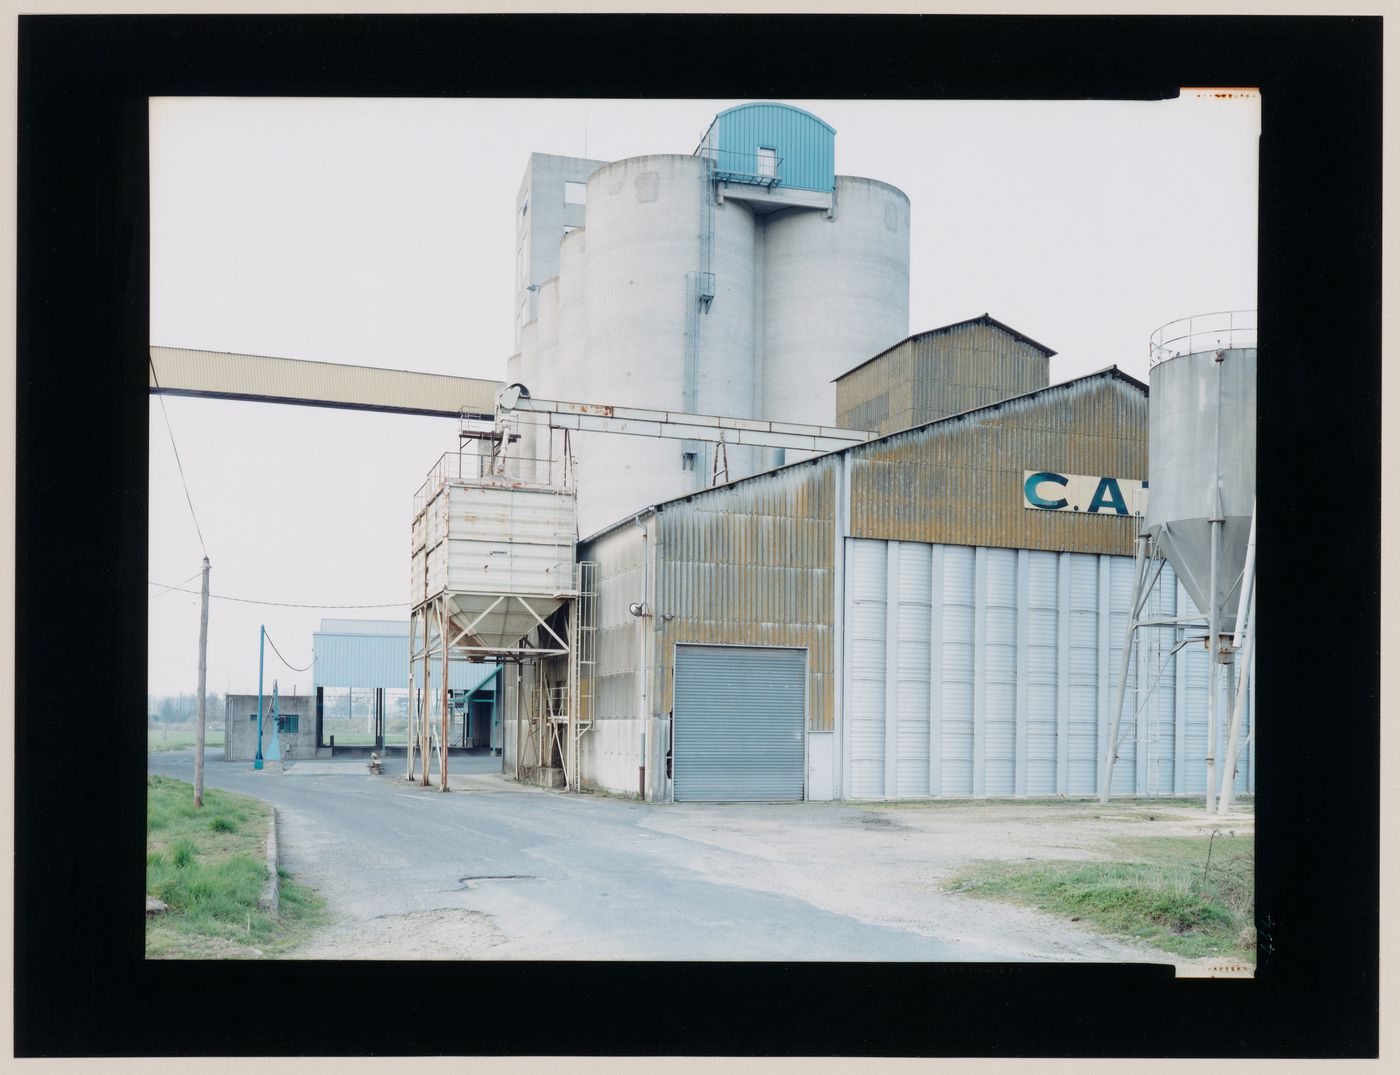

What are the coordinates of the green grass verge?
(146, 774, 328, 958)
(946, 831, 1255, 963)
(148, 725, 225, 753)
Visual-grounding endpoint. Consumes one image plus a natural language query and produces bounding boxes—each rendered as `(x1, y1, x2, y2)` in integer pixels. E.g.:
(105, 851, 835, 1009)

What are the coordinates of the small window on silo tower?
(565, 181, 586, 205)
(757, 147, 777, 177)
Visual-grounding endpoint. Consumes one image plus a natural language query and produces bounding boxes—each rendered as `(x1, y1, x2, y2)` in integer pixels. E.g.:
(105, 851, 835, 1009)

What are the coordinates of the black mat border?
(15, 13, 1381, 1059)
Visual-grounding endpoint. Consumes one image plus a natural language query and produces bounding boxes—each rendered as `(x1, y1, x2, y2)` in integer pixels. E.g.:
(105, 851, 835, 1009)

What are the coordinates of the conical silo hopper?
(1145, 324, 1256, 635)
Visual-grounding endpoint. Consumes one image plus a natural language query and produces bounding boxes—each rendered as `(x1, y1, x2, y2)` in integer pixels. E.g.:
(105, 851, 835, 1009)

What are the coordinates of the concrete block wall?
(224, 693, 320, 762)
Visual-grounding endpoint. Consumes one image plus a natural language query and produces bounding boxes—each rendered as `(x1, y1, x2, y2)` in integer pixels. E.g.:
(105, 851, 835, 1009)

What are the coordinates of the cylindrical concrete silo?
(531, 277, 561, 481)
(762, 176, 910, 428)
(504, 319, 539, 482)
(696, 183, 760, 482)
(568, 154, 759, 535)
(551, 229, 589, 396)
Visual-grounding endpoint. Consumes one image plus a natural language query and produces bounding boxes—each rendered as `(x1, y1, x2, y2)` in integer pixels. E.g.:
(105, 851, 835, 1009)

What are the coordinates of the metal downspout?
(634, 515, 649, 800)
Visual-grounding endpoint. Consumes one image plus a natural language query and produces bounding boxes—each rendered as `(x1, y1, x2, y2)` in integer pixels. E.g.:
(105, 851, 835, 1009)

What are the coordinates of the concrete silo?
(510, 103, 911, 536)
(763, 176, 911, 427)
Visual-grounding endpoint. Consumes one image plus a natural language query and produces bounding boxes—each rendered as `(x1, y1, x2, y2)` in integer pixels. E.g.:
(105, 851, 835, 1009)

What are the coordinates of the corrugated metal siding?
(316, 626, 496, 691)
(672, 644, 806, 802)
(649, 460, 838, 732)
(844, 540, 1228, 800)
(586, 524, 646, 722)
(440, 483, 576, 597)
(715, 102, 835, 192)
(836, 323, 1050, 435)
(848, 373, 1146, 556)
(149, 346, 501, 418)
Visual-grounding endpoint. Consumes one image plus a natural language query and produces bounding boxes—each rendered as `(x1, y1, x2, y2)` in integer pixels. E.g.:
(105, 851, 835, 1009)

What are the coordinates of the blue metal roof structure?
(313, 620, 498, 692)
(695, 102, 836, 193)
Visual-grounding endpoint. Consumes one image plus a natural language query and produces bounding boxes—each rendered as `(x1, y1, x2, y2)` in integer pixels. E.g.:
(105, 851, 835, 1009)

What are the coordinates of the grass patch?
(146, 774, 328, 958)
(947, 830, 1255, 963)
(148, 723, 225, 753)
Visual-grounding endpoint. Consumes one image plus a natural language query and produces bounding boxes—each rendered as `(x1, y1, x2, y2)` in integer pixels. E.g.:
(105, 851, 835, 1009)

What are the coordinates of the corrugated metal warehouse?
(502, 318, 1252, 803)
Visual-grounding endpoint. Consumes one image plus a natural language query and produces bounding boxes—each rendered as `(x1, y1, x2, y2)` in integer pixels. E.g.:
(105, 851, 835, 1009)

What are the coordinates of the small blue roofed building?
(694, 101, 838, 213)
(313, 619, 501, 754)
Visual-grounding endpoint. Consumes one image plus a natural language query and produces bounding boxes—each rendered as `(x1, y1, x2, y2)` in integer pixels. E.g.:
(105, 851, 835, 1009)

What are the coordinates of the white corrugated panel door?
(895, 543, 933, 797)
(1140, 560, 1179, 796)
(672, 645, 807, 802)
(983, 548, 1018, 796)
(846, 540, 888, 798)
(1066, 554, 1100, 795)
(939, 546, 976, 795)
(1024, 551, 1059, 795)
(1107, 557, 1139, 795)
(1178, 581, 1210, 796)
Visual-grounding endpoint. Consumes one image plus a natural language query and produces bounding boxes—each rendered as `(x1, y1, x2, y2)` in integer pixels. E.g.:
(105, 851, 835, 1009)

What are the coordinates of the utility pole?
(194, 557, 210, 808)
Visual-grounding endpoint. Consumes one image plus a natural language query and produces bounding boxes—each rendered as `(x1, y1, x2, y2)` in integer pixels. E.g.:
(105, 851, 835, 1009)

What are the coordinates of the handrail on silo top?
(695, 147, 785, 188)
(1148, 309, 1257, 368)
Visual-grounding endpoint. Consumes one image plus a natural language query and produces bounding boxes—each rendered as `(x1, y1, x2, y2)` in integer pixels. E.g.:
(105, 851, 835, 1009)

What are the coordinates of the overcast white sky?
(147, 95, 1259, 699)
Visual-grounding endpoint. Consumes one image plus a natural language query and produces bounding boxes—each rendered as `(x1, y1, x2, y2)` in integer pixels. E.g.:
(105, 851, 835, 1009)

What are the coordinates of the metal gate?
(672, 644, 807, 802)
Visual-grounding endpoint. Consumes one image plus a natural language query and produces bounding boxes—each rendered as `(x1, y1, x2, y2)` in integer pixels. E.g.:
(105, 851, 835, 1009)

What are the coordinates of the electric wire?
(149, 355, 209, 558)
(148, 581, 408, 609)
(148, 569, 204, 600)
(262, 628, 312, 672)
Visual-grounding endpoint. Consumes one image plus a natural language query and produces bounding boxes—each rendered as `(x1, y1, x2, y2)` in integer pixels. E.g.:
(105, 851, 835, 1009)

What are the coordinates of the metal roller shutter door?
(673, 644, 807, 802)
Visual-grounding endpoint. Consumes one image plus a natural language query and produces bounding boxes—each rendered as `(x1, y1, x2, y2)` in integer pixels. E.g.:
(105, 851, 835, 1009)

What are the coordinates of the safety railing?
(695, 147, 785, 188)
(1149, 310, 1258, 368)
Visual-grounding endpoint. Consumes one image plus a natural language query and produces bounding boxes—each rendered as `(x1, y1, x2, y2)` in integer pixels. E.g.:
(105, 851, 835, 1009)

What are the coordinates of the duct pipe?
(1203, 353, 1225, 814)
(1205, 516, 1221, 814)
(514, 663, 523, 782)
(1231, 500, 1257, 652)
(633, 515, 649, 800)
(1218, 586, 1256, 814)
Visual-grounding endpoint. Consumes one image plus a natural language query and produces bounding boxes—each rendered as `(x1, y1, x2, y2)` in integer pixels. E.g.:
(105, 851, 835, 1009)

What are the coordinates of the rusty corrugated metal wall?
(650, 461, 839, 732)
(849, 372, 1146, 556)
(836, 322, 1050, 435)
(586, 523, 646, 721)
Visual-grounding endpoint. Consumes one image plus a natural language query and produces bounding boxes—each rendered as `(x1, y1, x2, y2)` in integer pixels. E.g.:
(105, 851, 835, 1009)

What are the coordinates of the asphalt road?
(148, 750, 1168, 963)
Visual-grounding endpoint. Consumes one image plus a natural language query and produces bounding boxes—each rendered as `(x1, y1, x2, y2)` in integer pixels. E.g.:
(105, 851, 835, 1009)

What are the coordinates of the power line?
(263, 628, 312, 672)
(147, 581, 408, 609)
(149, 355, 209, 558)
(149, 568, 204, 600)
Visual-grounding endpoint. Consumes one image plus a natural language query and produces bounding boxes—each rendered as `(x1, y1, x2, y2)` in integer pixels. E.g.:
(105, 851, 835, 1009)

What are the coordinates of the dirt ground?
(636, 796, 1255, 969)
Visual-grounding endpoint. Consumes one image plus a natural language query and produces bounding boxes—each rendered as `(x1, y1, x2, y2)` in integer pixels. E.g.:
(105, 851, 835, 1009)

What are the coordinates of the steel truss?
(1102, 501, 1256, 814)
(407, 565, 596, 795)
